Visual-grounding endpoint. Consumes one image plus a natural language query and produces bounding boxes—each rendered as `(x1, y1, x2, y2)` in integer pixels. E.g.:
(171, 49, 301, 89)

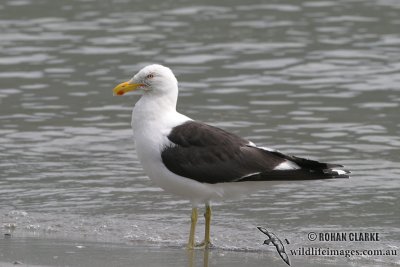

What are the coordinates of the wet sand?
(1, 233, 391, 267)
(1, 0, 400, 266)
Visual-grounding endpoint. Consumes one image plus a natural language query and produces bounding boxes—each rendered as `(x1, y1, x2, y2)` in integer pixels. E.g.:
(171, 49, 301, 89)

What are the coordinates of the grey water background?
(0, 0, 399, 266)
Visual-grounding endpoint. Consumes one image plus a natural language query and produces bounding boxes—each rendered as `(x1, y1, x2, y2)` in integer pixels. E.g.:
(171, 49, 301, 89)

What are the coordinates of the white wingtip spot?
(274, 161, 300, 170)
(332, 169, 347, 175)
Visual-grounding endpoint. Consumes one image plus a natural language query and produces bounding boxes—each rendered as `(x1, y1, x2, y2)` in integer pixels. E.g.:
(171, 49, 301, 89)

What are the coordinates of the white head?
(113, 64, 178, 97)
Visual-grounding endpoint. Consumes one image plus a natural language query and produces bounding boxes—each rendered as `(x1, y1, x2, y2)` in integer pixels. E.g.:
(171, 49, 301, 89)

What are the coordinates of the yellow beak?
(112, 81, 142, 96)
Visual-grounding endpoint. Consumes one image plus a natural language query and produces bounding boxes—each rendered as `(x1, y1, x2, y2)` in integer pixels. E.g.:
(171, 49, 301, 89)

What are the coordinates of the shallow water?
(0, 0, 399, 266)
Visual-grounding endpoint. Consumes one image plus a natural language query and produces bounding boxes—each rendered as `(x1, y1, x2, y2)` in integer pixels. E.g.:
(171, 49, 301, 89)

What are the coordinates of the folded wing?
(161, 121, 349, 184)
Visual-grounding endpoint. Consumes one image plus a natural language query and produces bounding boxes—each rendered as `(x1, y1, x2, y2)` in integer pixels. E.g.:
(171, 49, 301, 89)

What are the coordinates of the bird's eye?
(146, 74, 154, 79)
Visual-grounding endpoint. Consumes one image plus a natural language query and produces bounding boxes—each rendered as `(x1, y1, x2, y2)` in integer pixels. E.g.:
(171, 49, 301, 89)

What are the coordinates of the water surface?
(0, 0, 399, 266)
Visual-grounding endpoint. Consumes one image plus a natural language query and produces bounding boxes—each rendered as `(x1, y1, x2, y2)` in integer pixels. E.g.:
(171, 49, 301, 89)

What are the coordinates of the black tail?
(240, 150, 350, 182)
(240, 168, 349, 182)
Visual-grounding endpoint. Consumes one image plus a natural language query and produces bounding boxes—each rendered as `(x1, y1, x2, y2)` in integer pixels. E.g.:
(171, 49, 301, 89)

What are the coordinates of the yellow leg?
(193, 204, 213, 249)
(187, 207, 198, 249)
(204, 204, 212, 249)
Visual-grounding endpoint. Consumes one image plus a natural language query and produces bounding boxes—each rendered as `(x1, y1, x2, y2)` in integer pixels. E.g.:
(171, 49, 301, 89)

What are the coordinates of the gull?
(112, 64, 349, 249)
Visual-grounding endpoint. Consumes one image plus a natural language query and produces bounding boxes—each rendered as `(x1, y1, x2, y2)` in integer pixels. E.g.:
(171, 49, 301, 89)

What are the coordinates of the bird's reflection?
(187, 248, 210, 267)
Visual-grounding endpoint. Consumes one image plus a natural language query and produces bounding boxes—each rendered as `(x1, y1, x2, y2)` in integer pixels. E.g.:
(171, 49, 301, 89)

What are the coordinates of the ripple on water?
(0, 1, 399, 265)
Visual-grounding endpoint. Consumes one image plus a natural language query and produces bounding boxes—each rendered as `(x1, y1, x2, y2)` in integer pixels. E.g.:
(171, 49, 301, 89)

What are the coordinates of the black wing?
(161, 121, 349, 184)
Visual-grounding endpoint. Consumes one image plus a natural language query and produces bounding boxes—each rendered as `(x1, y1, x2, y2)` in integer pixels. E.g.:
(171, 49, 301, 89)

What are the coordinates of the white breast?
(130, 94, 253, 205)
(131, 98, 208, 199)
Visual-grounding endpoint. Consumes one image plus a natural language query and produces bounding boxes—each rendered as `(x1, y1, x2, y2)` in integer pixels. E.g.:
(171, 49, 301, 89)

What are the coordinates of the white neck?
(130, 82, 192, 183)
(131, 84, 185, 132)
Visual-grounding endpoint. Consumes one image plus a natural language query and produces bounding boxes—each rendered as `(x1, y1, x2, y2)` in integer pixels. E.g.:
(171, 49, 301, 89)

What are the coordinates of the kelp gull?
(112, 64, 350, 249)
